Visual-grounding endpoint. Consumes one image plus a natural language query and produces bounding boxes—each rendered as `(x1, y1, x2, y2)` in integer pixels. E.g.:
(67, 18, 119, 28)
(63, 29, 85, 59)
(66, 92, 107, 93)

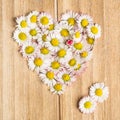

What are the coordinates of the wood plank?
(0, 0, 59, 120)
(58, 0, 120, 120)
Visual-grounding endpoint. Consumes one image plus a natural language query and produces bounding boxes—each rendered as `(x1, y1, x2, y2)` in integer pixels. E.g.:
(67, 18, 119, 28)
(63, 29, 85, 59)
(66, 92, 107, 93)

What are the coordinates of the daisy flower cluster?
(13, 11, 101, 95)
(79, 83, 109, 114)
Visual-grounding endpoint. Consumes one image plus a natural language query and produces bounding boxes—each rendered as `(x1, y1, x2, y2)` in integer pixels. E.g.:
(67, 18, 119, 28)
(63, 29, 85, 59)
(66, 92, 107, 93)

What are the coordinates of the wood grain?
(0, 0, 120, 120)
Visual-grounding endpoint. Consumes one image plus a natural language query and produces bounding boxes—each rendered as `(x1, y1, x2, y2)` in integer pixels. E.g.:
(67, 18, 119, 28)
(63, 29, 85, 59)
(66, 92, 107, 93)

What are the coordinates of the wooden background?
(0, 0, 120, 120)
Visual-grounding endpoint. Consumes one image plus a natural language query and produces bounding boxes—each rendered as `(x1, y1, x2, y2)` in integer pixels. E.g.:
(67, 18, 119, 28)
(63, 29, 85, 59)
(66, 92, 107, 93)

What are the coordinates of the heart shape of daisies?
(13, 11, 101, 95)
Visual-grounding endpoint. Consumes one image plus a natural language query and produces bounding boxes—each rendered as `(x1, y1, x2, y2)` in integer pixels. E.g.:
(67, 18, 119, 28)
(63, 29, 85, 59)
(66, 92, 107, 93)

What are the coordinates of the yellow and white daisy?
(38, 12, 53, 28)
(47, 31, 64, 52)
(87, 23, 101, 39)
(27, 11, 39, 28)
(79, 96, 97, 114)
(80, 50, 92, 61)
(28, 27, 41, 39)
(55, 21, 73, 39)
(61, 11, 78, 26)
(56, 68, 76, 85)
(37, 29, 49, 44)
(50, 82, 65, 95)
(89, 83, 109, 103)
(37, 43, 52, 58)
(77, 14, 93, 29)
(28, 55, 49, 74)
(73, 29, 83, 42)
(13, 29, 31, 45)
(47, 23, 55, 31)
(16, 16, 28, 30)
(39, 68, 57, 86)
(20, 42, 37, 58)
(56, 47, 72, 63)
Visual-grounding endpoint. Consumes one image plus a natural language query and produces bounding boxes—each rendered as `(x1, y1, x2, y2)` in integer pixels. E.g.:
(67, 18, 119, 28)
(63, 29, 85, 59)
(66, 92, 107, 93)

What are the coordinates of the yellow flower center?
(34, 58, 43, 66)
(62, 74, 70, 82)
(95, 88, 103, 96)
(91, 26, 98, 34)
(18, 32, 27, 41)
(54, 83, 62, 91)
(75, 64, 81, 70)
(81, 19, 89, 27)
(30, 29, 37, 36)
(75, 31, 81, 38)
(84, 101, 92, 109)
(87, 37, 94, 44)
(25, 46, 34, 54)
(80, 51, 88, 58)
(51, 61, 60, 69)
(20, 20, 27, 28)
(42, 34, 47, 42)
(69, 58, 76, 66)
(40, 16, 49, 25)
(48, 24, 54, 31)
(60, 29, 69, 37)
(40, 47, 49, 55)
(51, 38, 59, 46)
(74, 43, 83, 50)
(57, 49, 66, 58)
(67, 18, 76, 26)
(30, 15, 37, 23)
(46, 71, 54, 80)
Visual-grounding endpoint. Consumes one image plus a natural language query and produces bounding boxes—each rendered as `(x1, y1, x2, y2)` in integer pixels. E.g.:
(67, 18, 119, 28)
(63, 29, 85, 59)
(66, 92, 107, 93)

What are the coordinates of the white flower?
(55, 21, 73, 39)
(13, 29, 31, 45)
(37, 43, 52, 58)
(73, 28, 83, 42)
(77, 14, 93, 29)
(27, 11, 39, 28)
(20, 41, 37, 58)
(50, 82, 65, 95)
(61, 11, 78, 26)
(89, 83, 109, 103)
(28, 27, 41, 39)
(56, 68, 76, 85)
(38, 12, 53, 28)
(79, 96, 97, 114)
(87, 23, 101, 39)
(39, 67, 57, 86)
(28, 55, 50, 74)
(47, 31, 64, 52)
(16, 16, 28, 30)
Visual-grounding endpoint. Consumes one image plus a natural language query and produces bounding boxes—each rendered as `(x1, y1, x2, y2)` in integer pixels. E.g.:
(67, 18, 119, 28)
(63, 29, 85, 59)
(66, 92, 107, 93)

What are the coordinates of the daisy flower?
(37, 43, 52, 58)
(80, 50, 92, 61)
(50, 82, 65, 95)
(16, 16, 28, 30)
(73, 28, 83, 42)
(27, 11, 39, 28)
(87, 23, 101, 39)
(20, 41, 37, 58)
(38, 12, 53, 28)
(13, 29, 31, 45)
(39, 67, 57, 86)
(77, 14, 93, 29)
(28, 55, 49, 74)
(28, 27, 41, 39)
(47, 23, 55, 31)
(37, 29, 49, 44)
(89, 83, 109, 103)
(61, 11, 78, 26)
(86, 36, 95, 46)
(56, 68, 76, 85)
(55, 21, 73, 39)
(47, 31, 64, 52)
(56, 47, 72, 63)
(78, 96, 97, 114)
